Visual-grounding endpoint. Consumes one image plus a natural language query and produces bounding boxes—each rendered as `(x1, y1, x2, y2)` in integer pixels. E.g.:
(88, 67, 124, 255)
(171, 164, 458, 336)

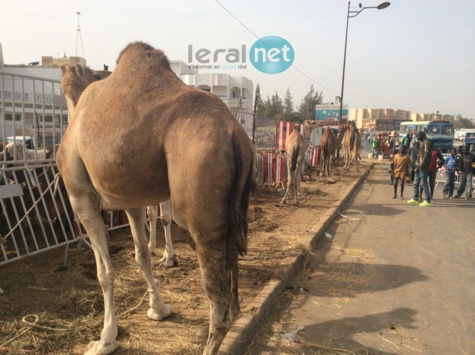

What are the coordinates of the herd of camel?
(1, 42, 362, 355)
(281, 117, 361, 205)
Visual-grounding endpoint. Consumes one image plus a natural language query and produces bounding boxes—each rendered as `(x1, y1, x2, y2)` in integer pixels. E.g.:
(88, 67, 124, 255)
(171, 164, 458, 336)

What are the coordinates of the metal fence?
(1, 78, 315, 270)
(231, 110, 277, 150)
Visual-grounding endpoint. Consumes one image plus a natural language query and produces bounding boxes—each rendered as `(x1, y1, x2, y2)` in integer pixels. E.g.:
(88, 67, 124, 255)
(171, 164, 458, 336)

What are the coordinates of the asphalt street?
(247, 151, 475, 354)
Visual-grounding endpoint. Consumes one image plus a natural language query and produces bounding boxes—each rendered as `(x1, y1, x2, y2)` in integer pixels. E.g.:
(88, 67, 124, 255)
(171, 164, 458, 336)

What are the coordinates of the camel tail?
(290, 145, 300, 173)
(323, 142, 329, 159)
(350, 131, 356, 151)
(227, 133, 256, 259)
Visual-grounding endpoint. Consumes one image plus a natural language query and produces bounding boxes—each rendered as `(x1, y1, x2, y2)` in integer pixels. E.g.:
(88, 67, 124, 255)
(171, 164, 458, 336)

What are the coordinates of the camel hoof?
(84, 339, 118, 355)
(157, 255, 178, 268)
(147, 304, 172, 321)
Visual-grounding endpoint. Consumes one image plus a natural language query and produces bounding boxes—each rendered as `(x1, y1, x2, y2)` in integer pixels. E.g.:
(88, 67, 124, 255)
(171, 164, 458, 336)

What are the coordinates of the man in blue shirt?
(443, 147, 458, 198)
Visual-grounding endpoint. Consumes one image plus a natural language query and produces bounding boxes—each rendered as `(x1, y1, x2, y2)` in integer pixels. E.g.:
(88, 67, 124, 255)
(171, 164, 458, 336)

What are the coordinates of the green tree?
(298, 85, 324, 120)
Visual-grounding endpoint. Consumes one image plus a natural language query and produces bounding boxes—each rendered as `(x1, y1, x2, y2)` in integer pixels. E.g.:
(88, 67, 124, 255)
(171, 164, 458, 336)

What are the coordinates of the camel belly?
(81, 155, 170, 210)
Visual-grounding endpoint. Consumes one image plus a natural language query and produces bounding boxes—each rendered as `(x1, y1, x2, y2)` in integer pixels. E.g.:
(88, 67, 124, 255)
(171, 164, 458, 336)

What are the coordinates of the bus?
(399, 120, 454, 152)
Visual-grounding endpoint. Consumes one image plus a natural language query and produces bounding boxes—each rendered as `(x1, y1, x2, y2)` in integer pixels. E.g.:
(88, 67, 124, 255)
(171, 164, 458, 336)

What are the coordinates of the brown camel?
(281, 120, 322, 204)
(320, 127, 336, 177)
(61, 64, 177, 268)
(56, 42, 255, 355)
(342, 120, 361, 171)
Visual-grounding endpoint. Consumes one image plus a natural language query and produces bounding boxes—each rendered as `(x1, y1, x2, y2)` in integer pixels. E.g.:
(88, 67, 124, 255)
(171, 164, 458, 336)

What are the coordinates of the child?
(391, 145, 412, 199)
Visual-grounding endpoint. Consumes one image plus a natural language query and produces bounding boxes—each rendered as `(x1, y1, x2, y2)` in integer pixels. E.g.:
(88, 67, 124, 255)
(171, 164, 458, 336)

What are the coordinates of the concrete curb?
(218, 165, 372, 355)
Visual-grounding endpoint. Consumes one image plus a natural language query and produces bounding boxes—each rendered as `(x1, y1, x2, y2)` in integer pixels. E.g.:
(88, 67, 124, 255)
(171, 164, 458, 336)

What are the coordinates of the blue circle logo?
(250, 36, 294, 74)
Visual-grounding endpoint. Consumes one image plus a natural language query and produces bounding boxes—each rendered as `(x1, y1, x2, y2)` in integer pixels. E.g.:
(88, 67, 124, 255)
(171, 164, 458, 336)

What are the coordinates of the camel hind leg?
(195, 236, 237, 355)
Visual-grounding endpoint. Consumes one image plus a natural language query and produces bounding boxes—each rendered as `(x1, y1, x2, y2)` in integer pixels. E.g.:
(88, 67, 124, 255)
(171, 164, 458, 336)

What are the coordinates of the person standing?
(371, 136, 379, 158)
(443, 148, 458, 198)
(402, 133, 410, 147)
(408, 139, 419, 183)
(427, 145, 444, 200)
(407, 131, 432, 207)
(453, 145, 475, 200)
(391, 145, 411, 199)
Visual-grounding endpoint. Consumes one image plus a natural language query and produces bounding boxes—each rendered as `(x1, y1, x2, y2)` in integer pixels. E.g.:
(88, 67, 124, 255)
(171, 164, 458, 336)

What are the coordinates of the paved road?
(246, 160, 475, 354)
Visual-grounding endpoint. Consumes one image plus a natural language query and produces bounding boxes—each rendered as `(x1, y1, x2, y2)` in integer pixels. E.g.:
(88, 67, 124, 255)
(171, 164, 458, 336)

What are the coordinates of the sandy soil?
(0, 161, 368, 354)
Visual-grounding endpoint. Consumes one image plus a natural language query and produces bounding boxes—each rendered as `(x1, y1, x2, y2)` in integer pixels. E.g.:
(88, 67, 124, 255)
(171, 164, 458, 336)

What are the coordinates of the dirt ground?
(0, 161, 369, 355)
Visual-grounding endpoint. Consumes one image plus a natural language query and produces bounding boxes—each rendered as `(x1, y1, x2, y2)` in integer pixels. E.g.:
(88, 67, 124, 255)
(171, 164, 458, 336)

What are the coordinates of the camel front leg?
(146, 205, 158, 253)
(157, 200, 178, 268)
(126, 208, 172, 321)
(69, 192, 118, 355)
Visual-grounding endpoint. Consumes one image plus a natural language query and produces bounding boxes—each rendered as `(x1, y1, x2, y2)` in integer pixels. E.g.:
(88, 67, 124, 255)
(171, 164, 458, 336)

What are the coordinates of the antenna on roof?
(75, 11, 86, 63)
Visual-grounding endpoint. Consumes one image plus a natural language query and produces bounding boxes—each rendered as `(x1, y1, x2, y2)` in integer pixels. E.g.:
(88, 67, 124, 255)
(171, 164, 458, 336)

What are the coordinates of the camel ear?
(60, 65, 67, 74)
(75, 63, 86, 77)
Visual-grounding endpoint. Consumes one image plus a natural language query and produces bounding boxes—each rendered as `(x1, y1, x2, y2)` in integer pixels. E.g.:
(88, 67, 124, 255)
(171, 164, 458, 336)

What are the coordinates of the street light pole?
(338, 1, 390, 126)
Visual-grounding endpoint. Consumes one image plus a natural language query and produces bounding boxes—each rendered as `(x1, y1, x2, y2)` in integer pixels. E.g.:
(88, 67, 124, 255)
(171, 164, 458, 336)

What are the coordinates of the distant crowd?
(372, 132, 474, 207)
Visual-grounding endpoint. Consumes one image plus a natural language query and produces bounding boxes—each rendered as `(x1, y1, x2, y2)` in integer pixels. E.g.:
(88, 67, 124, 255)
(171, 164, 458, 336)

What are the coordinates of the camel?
(61, 64, 177, 268)
(56, 42, 255, 355)
(281, 120, 322, 204)
(342, 120, 361, 171)
(335, 123, 348, 160)
(320, 127, 336, 177)
(1, 141, 52, 161)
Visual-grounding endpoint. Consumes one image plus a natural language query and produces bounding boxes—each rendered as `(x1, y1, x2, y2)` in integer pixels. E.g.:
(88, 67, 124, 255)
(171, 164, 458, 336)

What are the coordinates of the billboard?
(316, 104, 348, 124)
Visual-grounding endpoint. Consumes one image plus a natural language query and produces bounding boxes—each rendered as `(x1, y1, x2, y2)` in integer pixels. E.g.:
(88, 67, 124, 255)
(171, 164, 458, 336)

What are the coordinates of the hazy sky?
(1, 0, 474, 118)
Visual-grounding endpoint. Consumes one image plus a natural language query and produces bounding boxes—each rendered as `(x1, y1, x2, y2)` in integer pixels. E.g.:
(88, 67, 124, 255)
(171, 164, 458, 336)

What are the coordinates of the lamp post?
(338, 1, 390, 125)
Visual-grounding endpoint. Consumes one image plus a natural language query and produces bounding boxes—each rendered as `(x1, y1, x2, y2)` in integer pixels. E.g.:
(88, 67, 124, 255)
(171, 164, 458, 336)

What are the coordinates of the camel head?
(61, 64, 111, 113)
(302, 119, 322, 138)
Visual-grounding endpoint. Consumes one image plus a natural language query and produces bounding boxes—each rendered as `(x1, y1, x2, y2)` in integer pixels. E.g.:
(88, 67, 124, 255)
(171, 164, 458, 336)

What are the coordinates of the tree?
(298, 85, 324, 121)
(271, 91, 283, 117)
(454, 114, 475, 129)
(254, 84, 265, 117)
(283, 88, 293, 115)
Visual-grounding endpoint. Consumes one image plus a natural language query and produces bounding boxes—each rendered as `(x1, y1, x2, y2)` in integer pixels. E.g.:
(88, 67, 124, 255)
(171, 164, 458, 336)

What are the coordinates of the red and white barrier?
(309, 146, 321, 167)
(256, 150, 286, 191)
(276, 120, 296, 151)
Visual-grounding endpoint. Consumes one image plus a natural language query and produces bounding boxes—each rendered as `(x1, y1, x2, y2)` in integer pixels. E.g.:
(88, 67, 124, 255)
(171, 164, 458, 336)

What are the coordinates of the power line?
(214, 0, 339, 95)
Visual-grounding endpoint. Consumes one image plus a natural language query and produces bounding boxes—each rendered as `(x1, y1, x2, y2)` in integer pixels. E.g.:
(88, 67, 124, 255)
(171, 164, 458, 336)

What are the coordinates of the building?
(1, 44, 254, 146)
(170, 60, 253, 112)
(0, 44, 68, 146)
(349, 107, 455, 133)
(350, 108, 411, 133)
(411, 112, 454, 122)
